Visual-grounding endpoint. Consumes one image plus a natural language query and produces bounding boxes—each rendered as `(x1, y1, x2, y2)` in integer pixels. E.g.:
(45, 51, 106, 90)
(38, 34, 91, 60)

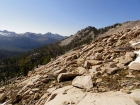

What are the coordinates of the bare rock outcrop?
(44, 86, 140, 105)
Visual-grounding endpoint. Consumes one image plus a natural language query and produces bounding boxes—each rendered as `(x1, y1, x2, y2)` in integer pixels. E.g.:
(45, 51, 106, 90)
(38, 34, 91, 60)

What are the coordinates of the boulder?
(57, 73, 80, 83)
(106, 67, 120, 75)
(118, 52, 135, 66)
(125, 52, 136, 59)
(72, 76, 93, 89)
(114, 46, 133, 52)
(119, 56, 131, 64)
(100, 64, 120, 75)
(0, 93, 6, 102)
(129, 62, 140, 70)
(87, 60, 102, 66)
(31, 88, 39, 92)
(0, 87, 5, 93)
(128, 50, 140, 70)
(132, 43, 140, 49)
(94, 47, 103, 53)
(117, 63, 126, 68)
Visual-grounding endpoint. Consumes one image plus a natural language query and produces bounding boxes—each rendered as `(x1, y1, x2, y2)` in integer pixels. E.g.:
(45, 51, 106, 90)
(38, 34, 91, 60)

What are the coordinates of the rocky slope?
(1, 24, 140, 105)
(99, 20, 140, 38)
(60, 26, 98, 46)
(60, 20, 140, 47)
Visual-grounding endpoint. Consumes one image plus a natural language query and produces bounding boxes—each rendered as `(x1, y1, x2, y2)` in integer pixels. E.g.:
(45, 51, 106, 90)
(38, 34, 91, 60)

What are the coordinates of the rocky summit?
(1, 25, 140, 105)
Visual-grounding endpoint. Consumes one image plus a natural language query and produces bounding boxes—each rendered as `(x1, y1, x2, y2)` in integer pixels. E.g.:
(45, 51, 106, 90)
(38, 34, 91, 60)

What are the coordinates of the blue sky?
(0, 0, 140, 36)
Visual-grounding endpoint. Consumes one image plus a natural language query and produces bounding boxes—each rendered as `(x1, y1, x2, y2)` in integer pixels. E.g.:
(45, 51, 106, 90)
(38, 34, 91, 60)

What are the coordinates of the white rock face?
(72, 76, 93, 89)
(77, 91, 137, 105)
(130, 89, 140, 103)
(44, 86, 139, 105)
(129, 50, 140, 70)
(45, 87, 86, 105)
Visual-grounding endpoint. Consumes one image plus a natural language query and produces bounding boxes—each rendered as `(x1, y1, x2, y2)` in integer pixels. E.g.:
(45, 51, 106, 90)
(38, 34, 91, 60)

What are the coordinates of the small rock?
(32, 88, 39, 92)
(89, 65, 101, 73)
(117, 63, 126, 68)
(47, 87, 56, 94)
(96, 78, 102, 83)
(94, 53, 102, 60)
(126, 72, 136, 78)
(95, 72, 101, 77)
(22, 100, 27, 105)
(120, 89, 131, 94)
(98, 87, 106, 92)
(34, 93, 39, 100)
(84, 61, 90, 68)
(77, 58, 85, 66)
(77, 67, 88, 74)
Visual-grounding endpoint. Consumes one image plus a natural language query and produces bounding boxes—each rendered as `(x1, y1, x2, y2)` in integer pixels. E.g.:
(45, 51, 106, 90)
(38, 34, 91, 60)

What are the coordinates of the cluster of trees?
(0, 50, 23, 59)
(0, 23, 121, 87)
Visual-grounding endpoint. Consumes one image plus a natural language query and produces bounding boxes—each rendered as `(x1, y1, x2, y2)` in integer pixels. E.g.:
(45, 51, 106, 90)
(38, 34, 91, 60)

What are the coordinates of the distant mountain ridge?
(0, 30, 67, 52)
